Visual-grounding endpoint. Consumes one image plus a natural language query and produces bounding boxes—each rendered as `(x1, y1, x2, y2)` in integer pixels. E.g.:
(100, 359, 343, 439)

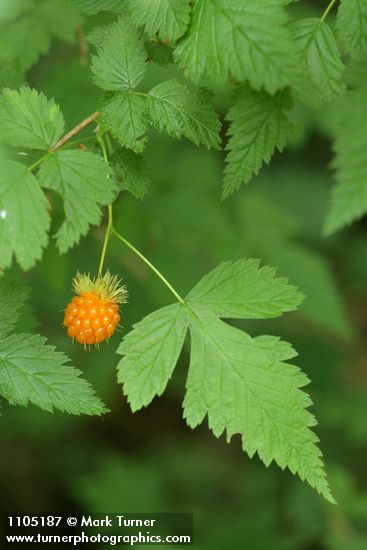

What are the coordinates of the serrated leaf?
(0, 12, 51, 78)
(99, 93, 148, 153)
(0, 333, 108, 415)
(91, 15, 147, 91)
(0, 160, 50, 270)
(223, 86, 301, 196)
(184, 315, 334, 503)
(337, 0, 367, 56)
(174, 0, 298, 93)
(118, 255, 333, 502)
(117, 304, 189, 412)
(112, 148, 149, 199)
(87, 23, 113, 47)
(0, 87, 65, 150)
(38, 150, 114, 253)
(128, 0, 190, 42)
(72, 0, 123, 14)
(147, 79, 221, 149)
(324, 89, 367, 235)
(292, 18, 345, 108)
(187, 259, 304, 318)
(0, 279, 29, 338)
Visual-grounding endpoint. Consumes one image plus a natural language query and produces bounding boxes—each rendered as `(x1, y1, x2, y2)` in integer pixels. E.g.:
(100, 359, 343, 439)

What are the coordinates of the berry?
(63, 271, 128, 346)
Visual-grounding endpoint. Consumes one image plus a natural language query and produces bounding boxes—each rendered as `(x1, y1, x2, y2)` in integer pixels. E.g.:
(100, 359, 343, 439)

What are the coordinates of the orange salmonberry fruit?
(63, 271, 128, 346)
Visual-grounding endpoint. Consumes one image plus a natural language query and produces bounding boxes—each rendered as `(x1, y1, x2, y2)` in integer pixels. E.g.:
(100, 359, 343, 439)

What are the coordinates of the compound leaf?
(0, 87, 65, 150)
(38, 150, 114, 253)
(99, 93, 148, 153)
(292, 18, 345, 108)
(0, 160, 50, 270)
(336, 0, 367, 56)
(174, 0, 298, 93)
(223, 86, 301, 196)
(128, 0, 190, 42)
(0, 333, 108, 415)
(91, 15, 147, 91)
(117, 304, 189, 412)
(147, 79, 221, 149)
(118, 256, 333, 502)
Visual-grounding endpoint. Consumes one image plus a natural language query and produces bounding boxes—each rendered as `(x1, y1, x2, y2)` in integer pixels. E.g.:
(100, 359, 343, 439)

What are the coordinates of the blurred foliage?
(1, 1, 367, 549)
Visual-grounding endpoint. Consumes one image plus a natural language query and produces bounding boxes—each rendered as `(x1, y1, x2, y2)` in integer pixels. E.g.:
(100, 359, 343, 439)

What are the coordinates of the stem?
(27, 152, 50, 172)
(49, 111, 100, 152)
(97, 131, 188, 309)
(98, 205, 113, 276)
(111, 229, 186, 305)
(97, 132, 114, 276)
(132, 91, 149, 97)
(321, 0, 338, 22)
(28, 136, 96, 173)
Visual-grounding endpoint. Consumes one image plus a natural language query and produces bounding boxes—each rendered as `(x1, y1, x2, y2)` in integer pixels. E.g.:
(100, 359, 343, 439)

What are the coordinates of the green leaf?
(0, 333, 108, 415)
(0, 160, 50, 270)
(112, 148, 149, 199)
(128, 0, 190, 42)
(292, 18, 345, 108)
(38, 150, 114, 253)
(184, 315, 334, 504)
(99, 93, 148, 153)
(117, 304, 189, 412)
(174, 0, 298, 93)
(337, 0, 367, 56)
(324, 89, 367, 235)
(0, 87, 64, 150)
(91, 15, 147, 91)
(0, 12, 51, 80)
(118, 257, 333, 502)
(72, 0, 123, 14)
(223, 86, 301, 196)
(147, 79, 221, 149)
(0, 279, 29, 338)
(187, 259, 304, 318)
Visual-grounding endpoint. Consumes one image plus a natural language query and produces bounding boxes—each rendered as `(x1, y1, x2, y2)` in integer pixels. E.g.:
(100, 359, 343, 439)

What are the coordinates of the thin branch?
(49, 111, 100, 152)
(321, 0, 338, 22)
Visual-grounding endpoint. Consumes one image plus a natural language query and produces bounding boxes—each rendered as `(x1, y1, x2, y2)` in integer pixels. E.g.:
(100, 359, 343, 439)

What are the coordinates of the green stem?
(132, 91, 149, 97)
(98, 205, 113, 276)
(97, 132, 114, 276)
(112, 229, 185, 305)
(321, 0, 338, 22)
(28, 136, 97, 172)
(97, 131, 189, 308)
(28, 152, 50, 172)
